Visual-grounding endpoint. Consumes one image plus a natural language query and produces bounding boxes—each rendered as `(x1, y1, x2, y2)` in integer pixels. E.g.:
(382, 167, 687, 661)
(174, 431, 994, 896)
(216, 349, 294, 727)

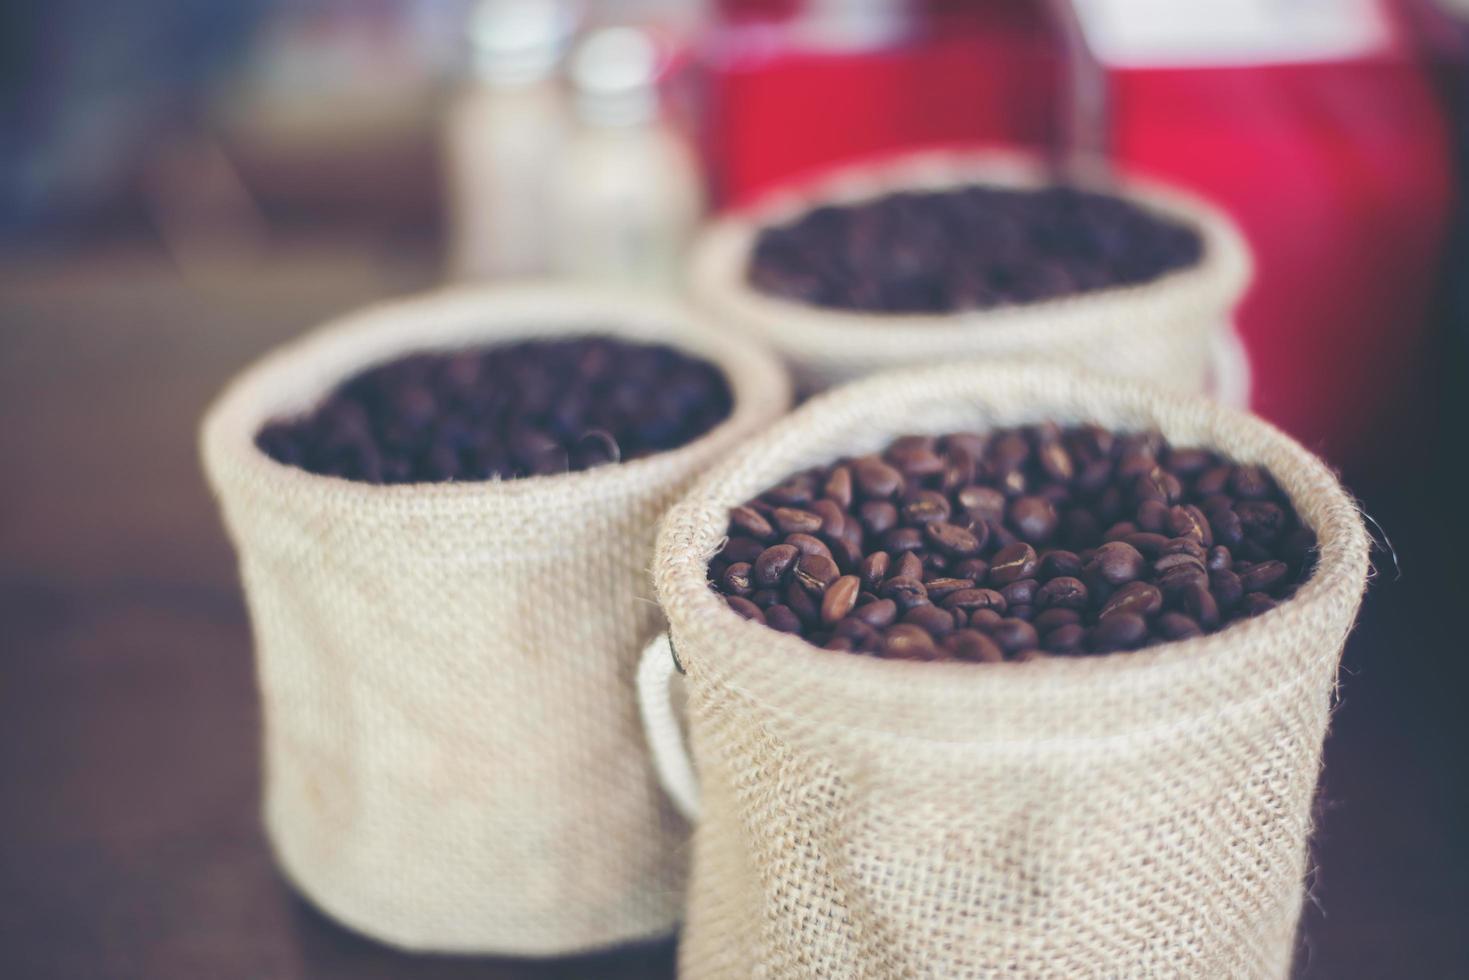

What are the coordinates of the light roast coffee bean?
(714, 425, 1316, 661)
(257, 337, 732, 484)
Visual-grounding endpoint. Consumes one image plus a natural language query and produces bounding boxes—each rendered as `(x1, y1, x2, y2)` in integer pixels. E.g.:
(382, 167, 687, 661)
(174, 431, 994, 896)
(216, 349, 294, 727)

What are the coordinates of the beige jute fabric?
(688, 150, 1252, 395)
(200, 283, 790, 955)
(653, 363, 1368, 979)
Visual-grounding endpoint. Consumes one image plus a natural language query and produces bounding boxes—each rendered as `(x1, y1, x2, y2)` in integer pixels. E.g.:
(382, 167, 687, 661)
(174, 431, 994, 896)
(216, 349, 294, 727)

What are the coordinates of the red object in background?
(705, 1, 1454, 473)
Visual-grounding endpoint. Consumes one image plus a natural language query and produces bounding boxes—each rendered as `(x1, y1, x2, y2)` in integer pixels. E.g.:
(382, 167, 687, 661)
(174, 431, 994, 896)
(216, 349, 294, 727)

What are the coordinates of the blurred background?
(1, 1, 1466, 977)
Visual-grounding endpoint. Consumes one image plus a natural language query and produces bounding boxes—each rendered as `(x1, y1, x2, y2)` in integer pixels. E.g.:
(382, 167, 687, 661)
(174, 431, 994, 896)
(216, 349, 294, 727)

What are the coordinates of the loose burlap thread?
(652, 363, 1368, 979)
(689, 150, 1253, 395)
(200, 284, 790, 955)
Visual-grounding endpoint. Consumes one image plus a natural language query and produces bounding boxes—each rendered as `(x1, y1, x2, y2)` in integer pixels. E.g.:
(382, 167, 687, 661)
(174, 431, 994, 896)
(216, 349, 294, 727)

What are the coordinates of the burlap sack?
(646, 362, 1368, 979)
(200, 284, 790, 955)
(688, 150, 1253, 396)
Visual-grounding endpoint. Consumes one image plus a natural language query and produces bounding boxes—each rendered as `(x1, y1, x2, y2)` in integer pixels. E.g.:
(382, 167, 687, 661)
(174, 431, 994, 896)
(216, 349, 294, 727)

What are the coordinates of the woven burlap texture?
(653, 363, 1368, 979)
(688, 150, 1252, 395)
(200, 284, 791, 955)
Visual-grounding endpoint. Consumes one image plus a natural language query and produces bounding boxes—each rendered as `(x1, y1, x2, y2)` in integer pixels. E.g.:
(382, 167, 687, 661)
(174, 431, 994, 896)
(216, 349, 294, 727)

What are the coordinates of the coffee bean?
(726, 595, 764, 623)
(786, 533, 834, 562)
(989, 618, 1039, 655)
(1038, 549, 1083, 580)
(942, 588, 1007, 614)
(765, 604, 803, 633)
(1036, 576, 1088, 610)
(1091, 613, 1147, 652)
(894, 551, 925, 582)
(1042, 623, 1086, 653)
(1099, 581, 1163, 620)
(730, 505, 776, 542)
(714, 425, 1311, 661)
(854, 457, 904, 500)
(1000, 578, 1039, 608)
(821, 575, 862, 624)
(1239, 560, 1289, 593)
(880, 576, 931, 611)
(721, 563, 754, 597)
(1083, 541, 1146, 586)
(753, 544, 800, 587)
(852, 599, 899, 629)
(883, 624, 939, 660)
(946, 629, 1006, 662)
(1009, 496, 1059, 543)
(924, 577, 976, 602)
(1230, 465, 1272, 499)
(926, 521, 984, 557)
(860, 552, 891, 590)
(990, 543, 1039, 586)
(794, 554, 840, 595)
(1156, 611, 1203, 640)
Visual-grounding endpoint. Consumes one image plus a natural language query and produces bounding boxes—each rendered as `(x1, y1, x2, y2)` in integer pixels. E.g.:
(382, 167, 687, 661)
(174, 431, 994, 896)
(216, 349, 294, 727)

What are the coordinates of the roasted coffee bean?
(1230, 465, 1273, 499)
(860, 552, 891, 590)
(1083, 541, 1146, 586)
(714, 425, 1312, 660)
(786, 533, 835, 562)
(1091, 613, 1147, 652)
(1000, 578, 1039, 608)
(1009, 496, 1059, 543)
(942, 588, 1007, 614)
(924, 577, 976, 602)
(824, 636, 855, 652)
(854, 457, 904, 499)
(883, 624, 939, 660)
(860, 500, 899, 535)
(720, 536, 765, 565)
(794, 554, 841, 595)
(1033, 608, 1082, 633)
(765, 604, 803, 633)
(990, 543, 1039, 586)
(1156, 612, 1203, 640)
(721, 563, 754, 597)
(1036, 576, 1088, 610)
(749, 185, 1202, 314)
(1038, 550, 1083, 581)
(990, 618, 1039, 656)
(753, 544, 800, 587)
(1099, 581, 1163, 620)
(726, 596, 764, 623)
(946, 629, 1006, 663)
(730, 505, 776, 542)
(1042, 623, 1086, 653)
(880, 576, 931, 611)
(852, 599, 899, 629)
(903, 604, 958, 638)
(894, 551, 925, 582)
(1239, 560, 1289, 593)
(926, 521, 985, 557)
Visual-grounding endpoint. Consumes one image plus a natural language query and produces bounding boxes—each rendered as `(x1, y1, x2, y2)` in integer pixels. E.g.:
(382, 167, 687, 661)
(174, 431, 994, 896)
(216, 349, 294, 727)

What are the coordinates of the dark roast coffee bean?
(883, 624, 939, 660)
(726, 596, 764, 623)
(1230, 465, 1273, 500)
(990, 543, 1039, 586)
(714, 425, 1313, 660)
(260, 337, 731, 484)
(1083, 542, 1146, 586)
(821, 575, 862, 625)
(1036, 576, 1088, 610)
(765, 605, 803, 633)
(1091, 613, 1147, 652)
(721, 563, 754, 597)
(753, 544, 800, 587)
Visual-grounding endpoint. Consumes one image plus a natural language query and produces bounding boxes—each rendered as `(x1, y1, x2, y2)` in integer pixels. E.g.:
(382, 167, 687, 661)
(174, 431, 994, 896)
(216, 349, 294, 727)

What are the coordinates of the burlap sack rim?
(653, 361, 1369, 744)
(200, 282, 793, 531)
(688, 149, 1252, 356)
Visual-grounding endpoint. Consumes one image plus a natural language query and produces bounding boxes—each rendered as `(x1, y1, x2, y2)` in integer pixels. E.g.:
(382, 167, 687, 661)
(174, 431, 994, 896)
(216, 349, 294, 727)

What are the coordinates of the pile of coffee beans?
(710, 425, 1316, 662)
(256, 337, 732, 484)
(747, 186, 1203, 314)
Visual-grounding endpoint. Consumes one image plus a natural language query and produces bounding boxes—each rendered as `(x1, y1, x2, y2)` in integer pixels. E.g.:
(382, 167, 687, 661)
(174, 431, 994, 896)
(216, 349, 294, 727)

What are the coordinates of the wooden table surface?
(2, 242, 1464, 978)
